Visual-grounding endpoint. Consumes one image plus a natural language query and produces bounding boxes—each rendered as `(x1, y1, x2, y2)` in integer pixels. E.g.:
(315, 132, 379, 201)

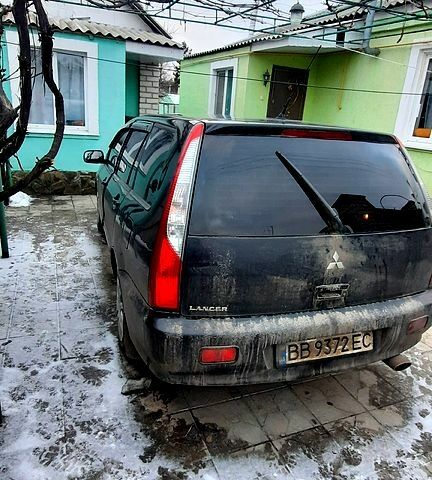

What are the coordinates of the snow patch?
(8, 191, 32, 207)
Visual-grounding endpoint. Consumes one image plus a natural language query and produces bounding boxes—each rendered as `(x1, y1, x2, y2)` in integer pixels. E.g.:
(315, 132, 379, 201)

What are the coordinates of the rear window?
(188, 134, 429, 236)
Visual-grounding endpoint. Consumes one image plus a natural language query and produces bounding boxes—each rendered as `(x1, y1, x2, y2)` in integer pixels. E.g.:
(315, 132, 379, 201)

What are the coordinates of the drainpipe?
(362, 0, 381, 56)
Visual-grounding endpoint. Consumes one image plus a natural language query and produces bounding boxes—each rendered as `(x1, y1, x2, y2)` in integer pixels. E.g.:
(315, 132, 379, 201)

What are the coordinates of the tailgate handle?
(315, 283, 350, 300)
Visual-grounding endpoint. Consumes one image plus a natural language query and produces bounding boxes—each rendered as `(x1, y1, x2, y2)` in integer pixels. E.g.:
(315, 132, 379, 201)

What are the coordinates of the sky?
(155, 0, 326, 54)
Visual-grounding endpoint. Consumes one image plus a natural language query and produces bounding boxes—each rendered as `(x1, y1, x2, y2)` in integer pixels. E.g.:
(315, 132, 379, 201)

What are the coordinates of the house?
(159, 93, 180, 114)
(179, 0, 432, 191)
(3, 0, 183, 175)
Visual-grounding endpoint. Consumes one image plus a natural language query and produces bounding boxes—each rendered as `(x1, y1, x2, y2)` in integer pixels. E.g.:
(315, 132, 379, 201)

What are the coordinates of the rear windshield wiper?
(275, 151, 352, 235)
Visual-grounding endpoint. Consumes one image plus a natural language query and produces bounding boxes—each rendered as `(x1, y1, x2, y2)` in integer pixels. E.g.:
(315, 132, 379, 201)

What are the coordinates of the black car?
(84, 116, 432, 385)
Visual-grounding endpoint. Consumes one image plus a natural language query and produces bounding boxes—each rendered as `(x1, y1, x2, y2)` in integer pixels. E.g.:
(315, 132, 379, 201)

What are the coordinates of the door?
(266, 66, 308, 119)
(119, 123, 179, 301)
(117, 123, 180, 354)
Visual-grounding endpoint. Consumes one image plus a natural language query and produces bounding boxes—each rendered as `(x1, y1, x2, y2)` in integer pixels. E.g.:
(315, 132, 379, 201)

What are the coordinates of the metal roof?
(6, 12, 183, 49)
(184, 0, 411, 59)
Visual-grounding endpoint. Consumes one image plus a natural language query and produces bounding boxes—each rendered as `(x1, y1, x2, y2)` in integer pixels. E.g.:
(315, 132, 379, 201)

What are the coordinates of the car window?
(116, 129, 148, 185)
(106, 129, 128, 167)
(132, 125, 178, 205)
(189, 134, 429, 236)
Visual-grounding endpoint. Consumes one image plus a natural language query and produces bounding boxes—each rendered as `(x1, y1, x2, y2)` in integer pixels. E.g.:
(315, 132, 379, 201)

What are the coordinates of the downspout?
(362, 0, 381, 56)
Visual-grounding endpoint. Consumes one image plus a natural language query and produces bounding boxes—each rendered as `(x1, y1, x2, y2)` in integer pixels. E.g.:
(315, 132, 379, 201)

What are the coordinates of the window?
(189, 135, 427, 237)
(107, 130, 128, 166)
(132, 125, 178, 206)
(214, 68, 233, 117)
(29, 50, 86, 127)
(413, 59, 432, 138)
(395, 45, 432, 150)
(6, 31, 99, 135)
(116, 130, 148, 184)
(209, 59, 237, 118)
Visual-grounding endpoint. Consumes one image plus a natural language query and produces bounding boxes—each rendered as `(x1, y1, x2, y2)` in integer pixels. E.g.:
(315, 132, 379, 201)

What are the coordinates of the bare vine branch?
(0, 0, 65, 201)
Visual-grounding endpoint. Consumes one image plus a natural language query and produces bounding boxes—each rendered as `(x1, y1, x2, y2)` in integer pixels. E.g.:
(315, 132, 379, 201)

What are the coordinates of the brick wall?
(139, 63, 160, 115)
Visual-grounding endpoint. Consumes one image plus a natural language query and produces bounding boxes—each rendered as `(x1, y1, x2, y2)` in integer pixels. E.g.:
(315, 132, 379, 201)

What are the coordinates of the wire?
(3, 1, 432, 96)
(3, 37, 432, 97)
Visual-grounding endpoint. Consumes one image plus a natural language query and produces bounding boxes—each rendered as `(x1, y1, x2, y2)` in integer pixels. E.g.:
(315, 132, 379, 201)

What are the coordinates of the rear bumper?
(144, 290, 432, 386)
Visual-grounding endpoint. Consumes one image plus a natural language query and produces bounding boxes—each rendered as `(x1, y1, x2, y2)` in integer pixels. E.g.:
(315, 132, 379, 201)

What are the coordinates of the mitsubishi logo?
(327, 251, 344, 270)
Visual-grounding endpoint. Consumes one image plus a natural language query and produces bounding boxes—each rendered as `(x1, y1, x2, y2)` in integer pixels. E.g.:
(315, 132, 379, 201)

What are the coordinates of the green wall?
(179, 21, 432, 190)
(4, 30, 126, 173)
(179, 48, 253, 117)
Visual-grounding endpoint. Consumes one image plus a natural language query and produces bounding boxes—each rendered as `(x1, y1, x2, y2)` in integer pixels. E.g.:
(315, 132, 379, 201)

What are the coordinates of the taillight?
(149, 123, 204, 311)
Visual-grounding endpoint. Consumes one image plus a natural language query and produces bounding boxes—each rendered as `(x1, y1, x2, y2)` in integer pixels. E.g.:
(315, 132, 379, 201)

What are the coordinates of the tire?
(116, 277, 139, 361)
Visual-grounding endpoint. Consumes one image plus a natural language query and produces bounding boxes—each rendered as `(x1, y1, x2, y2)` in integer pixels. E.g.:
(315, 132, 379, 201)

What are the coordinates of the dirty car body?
(85, 116, 432, 385)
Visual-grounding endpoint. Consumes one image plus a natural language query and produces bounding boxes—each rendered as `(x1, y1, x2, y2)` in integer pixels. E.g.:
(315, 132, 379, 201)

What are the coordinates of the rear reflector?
(149, 123, 204, 311)
(407, 315, 428, 335)
(199, 346, 238, 364)
(280, 129, 353, 141)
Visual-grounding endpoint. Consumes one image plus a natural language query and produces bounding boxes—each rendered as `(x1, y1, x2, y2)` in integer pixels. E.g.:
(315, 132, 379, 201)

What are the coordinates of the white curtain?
(57, 52, 85, 126)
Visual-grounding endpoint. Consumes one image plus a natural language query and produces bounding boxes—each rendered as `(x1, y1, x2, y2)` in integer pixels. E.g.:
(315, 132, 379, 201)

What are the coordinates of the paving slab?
(244, 385, 318, 439)
(192, 397, 269, 455)
(292, 375, 366, 424)
(333, 366, 408, 410)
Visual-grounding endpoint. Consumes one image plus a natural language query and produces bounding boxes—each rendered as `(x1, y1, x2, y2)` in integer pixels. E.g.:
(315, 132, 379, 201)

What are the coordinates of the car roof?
(126, 114, 395, 141)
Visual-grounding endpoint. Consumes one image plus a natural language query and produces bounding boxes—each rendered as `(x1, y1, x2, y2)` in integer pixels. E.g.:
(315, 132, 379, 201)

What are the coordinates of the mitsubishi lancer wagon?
(84, 116, 432, 385)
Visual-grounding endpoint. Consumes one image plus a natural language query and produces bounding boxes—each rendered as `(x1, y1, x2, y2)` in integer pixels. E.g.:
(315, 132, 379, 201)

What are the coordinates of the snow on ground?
(8, 191, 32, 207)
(0, 195, 432, 479)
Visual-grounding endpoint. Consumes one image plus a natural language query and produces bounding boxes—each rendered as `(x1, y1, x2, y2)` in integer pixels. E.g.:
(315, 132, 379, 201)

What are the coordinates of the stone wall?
(139, 63, 160, 115)
(12, 171, 96, 195)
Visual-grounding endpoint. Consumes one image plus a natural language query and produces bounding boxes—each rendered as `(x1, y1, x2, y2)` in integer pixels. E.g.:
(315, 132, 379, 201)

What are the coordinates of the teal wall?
(125, 61, 140, 119)
(4, 29, 127, 173)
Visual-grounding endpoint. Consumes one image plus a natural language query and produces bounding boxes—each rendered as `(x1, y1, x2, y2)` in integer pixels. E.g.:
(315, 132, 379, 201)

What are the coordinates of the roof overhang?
(250, 26, 363, 54)
(126, 40, 184, 63)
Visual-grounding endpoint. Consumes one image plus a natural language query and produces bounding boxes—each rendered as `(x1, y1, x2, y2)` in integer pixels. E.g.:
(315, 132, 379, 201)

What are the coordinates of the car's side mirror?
(83, 149, 105, 164)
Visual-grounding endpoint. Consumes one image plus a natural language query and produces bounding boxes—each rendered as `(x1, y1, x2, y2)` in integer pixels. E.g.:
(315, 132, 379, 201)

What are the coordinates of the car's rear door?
(181, 127, 432, 317)
(118, 123, 180, 303)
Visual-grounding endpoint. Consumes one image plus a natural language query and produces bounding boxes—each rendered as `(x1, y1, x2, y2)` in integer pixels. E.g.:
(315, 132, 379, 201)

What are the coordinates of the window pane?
(214, 70, 225, 116)
(414, 59, 432, 138)
(190, 135, 427, 236)
(224, 69, 233, 117)
(133, 126, 177, 205)
(116, 130, 148, 184)
(29, 50, 54, 125)
(57, 52, 85, 126)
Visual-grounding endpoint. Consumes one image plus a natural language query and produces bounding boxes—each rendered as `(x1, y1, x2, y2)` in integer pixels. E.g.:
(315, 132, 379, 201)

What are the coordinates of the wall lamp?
(263, 69, 271, 87)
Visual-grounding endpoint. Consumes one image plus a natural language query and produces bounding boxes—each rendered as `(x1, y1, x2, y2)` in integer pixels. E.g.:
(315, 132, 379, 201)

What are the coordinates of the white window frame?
(208, 58, 237, 117)
(395, 43, 432, 151)
(6, 30, 99, 136)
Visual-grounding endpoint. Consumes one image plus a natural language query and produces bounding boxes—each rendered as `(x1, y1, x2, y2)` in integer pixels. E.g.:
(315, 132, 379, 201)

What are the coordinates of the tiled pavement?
(1, 195, 432, 480)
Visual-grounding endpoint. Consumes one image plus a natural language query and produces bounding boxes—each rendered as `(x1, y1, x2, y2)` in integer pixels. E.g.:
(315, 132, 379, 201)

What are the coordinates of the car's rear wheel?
(116, 278, 139, 361)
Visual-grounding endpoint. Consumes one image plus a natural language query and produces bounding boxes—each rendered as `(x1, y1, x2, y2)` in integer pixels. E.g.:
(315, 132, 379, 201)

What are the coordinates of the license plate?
(278, 331, 374, 366)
